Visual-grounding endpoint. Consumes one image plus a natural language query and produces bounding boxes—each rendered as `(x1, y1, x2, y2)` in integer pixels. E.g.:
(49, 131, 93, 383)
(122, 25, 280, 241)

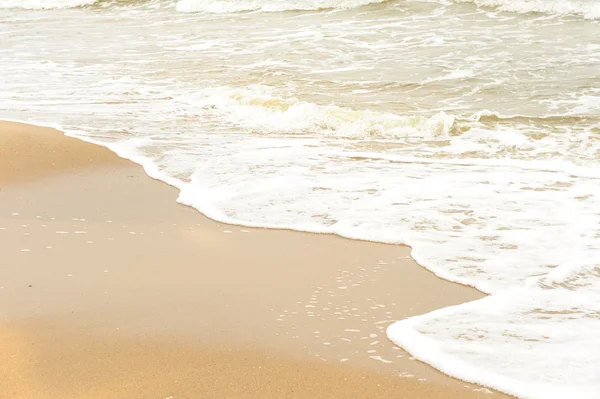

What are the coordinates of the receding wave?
(451, 0, 600, 19)
(176, 0, 390, 13)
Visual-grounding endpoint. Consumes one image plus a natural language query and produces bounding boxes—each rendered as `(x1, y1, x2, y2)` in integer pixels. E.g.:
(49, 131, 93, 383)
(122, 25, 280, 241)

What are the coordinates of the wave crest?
(192, 86, 455, 139)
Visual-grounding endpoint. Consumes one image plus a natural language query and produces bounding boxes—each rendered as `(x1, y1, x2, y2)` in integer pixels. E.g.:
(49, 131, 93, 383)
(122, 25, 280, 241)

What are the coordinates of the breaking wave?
(189, 86, 456, 139)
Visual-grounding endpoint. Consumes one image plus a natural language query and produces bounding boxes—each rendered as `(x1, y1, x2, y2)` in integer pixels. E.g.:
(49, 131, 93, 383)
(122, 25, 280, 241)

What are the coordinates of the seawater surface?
(1, 0, 599, 398)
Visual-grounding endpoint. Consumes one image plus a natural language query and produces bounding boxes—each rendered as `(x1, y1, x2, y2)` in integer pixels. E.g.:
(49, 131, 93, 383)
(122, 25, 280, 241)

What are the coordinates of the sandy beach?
(0, 121, 505, 398)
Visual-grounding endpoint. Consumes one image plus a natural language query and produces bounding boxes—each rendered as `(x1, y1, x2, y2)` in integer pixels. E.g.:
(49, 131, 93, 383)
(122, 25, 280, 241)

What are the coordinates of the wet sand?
(0, 121, 506, 398)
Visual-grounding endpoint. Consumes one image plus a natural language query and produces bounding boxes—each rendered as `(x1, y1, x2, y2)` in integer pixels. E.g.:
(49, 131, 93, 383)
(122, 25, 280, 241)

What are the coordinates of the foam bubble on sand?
(369, 355, 392, 364)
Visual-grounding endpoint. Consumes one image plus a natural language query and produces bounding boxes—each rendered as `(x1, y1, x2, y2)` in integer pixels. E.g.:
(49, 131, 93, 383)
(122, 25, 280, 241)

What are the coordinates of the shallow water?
(1, 0, 599, 398)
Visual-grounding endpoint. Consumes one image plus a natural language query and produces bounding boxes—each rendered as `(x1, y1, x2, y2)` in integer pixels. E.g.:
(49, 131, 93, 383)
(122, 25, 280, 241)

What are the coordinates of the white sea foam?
(176, 0, 389, 13)
(450, 0, 600, 19)
(0, 0, 99, 9)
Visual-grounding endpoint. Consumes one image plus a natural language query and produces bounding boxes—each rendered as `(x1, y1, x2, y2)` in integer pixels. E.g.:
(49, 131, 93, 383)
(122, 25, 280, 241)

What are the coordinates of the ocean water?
(1, 0, 599, 397)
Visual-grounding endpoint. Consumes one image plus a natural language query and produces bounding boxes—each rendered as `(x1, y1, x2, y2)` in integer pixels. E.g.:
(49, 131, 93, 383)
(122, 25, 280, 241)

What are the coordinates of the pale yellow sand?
(0, 121, 506, 398)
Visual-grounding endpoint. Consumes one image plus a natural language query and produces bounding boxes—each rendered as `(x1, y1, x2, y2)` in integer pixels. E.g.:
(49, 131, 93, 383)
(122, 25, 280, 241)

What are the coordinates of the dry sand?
(0, 121, 506, 398)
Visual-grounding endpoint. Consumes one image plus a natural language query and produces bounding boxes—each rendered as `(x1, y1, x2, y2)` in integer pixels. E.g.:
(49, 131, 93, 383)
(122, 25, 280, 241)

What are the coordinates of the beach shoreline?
(0, 121, 504, 398)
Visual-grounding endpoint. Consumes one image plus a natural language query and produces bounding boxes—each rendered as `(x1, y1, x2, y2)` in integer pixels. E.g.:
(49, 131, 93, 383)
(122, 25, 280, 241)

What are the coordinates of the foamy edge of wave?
(387, 284, 600, 399)
(386, 293, 541, 399)
(387, 299, 520, 397)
